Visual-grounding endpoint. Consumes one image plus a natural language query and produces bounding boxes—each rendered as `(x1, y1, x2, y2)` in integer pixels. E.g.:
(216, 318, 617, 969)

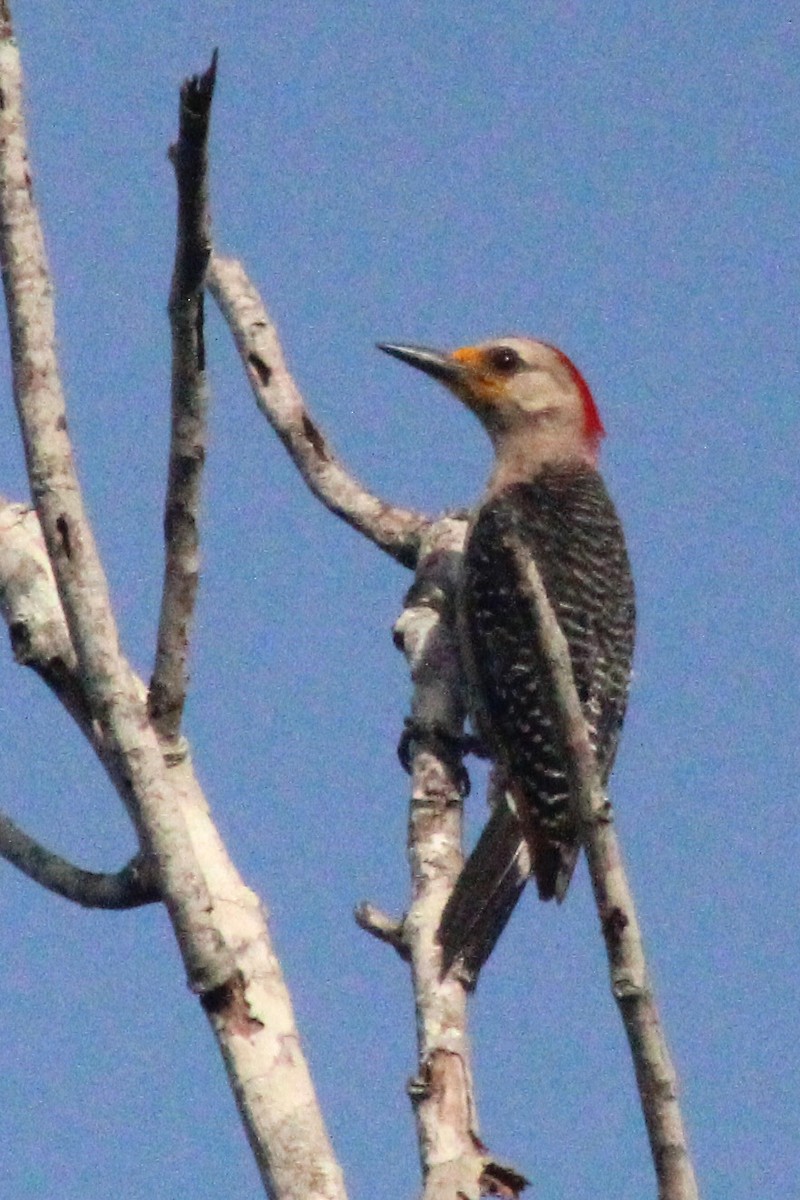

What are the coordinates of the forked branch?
(211, 259, 509, 1197)
(0, 23, 349, 1198)
(0, 12, 232, 993)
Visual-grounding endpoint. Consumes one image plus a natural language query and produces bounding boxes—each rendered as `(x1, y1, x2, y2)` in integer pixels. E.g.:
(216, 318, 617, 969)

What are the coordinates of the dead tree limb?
(0, 20, 232, 992)
(0, 811, 158, 909)
(391, 518, 528, 1200)
(511, 543, 699, 1200)
(0, 24, 348, 1199)
(211, 244, 697, 1196)
(150, 52, 217, 741)
(211, 258, 521, 1197)
(208, 253, 430, 568)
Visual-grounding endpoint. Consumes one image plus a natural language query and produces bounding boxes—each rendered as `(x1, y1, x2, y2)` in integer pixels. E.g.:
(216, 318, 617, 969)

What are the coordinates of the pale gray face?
(377, 335, 603, 447)
(446, 337, 585, 428)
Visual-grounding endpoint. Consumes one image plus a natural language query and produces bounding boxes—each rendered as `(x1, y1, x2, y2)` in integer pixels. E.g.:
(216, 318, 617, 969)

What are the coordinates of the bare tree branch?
(364, 515, 526, 1200)
(208, 253, 431, 568)
(208, 239, 529, 1199)
(353, 902, 410, 960)
(0, 499, 150, 828)
(165, 751, 349, 1200)
(510, 543, 698, 1200)
(0, 500, 88, 717)
(0, 503, 348, 1200)
(150, 52, 217, 741)
(0, 28, 349, 1197)
(209, 257, 503, 1195)
(0, 0, 233, 994)
(0, 813, 159, 908)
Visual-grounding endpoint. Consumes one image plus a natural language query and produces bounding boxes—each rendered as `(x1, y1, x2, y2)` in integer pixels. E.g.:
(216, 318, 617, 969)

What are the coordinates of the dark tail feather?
(438, 805, 530, 988)
(439, 807, 582, 987)
(553, 842, 580, 902)
(531, 832, 580, 902)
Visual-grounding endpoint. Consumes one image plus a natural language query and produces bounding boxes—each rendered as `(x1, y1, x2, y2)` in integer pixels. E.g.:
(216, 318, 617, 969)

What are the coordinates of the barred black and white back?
(440, 462, 635, 983)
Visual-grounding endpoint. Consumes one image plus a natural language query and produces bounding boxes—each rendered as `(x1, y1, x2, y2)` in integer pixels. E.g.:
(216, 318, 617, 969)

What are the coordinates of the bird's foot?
(397, 718, 471, 796)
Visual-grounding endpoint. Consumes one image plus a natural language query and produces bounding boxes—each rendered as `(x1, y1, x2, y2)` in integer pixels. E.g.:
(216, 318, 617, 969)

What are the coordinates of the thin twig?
(150, 52, 217, 740)
(510, 542, 699, 1200)
(207, 253, 431, 568)
(353, 902, 410, 960)
(0, 814, 159, 908)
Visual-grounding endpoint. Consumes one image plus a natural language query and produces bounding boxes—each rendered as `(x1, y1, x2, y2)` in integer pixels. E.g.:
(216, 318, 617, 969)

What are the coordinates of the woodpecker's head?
(378, 336, 604, 471)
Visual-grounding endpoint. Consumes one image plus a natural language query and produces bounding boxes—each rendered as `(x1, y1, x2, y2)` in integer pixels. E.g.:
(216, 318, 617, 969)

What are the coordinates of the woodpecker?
(378, 336, 635, 985)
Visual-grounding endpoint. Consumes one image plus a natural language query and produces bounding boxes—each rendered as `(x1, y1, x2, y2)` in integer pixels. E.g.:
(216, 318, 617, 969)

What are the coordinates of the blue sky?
(0, 3, 797, 1197)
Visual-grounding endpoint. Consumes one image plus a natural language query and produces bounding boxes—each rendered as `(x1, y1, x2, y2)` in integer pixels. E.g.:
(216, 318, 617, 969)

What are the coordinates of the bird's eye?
(486, 346, 522, 374)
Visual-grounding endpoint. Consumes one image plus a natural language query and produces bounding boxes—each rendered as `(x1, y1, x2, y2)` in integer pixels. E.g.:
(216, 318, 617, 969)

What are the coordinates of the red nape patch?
(551, 347, 605, 442)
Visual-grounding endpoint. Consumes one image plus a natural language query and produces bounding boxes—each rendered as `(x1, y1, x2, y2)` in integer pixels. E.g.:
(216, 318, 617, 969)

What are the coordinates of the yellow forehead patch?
(451, 345, 505, 397)
(452, 346, 485, 367)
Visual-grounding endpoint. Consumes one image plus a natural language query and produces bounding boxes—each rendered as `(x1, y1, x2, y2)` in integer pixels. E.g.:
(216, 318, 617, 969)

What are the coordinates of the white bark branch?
(0, 12, 232, 993)
(0, 23, 348, 1199)
(207, 253, 430, 568)
(0, 500, 141, 808)
(209, 228, 528, 1199)
(0, 510, 348, 1200)
(510, 542, 699, 1200)
(164, 753, 349, 1200)
(378, 516, 527, 1200)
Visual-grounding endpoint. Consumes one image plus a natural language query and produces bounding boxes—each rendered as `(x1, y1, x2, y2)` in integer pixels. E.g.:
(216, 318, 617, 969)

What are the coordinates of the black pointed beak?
(376, 342, 464, 386)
